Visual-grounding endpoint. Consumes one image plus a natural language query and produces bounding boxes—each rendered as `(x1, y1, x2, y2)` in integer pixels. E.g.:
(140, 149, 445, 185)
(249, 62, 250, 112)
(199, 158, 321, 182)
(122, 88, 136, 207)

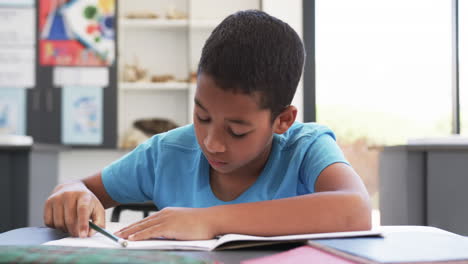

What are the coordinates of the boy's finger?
(116, 212, 158, 234)
(127, 224, 163, 241)
(53, 202, 66, 233)
(115, 220, 141, 235)
(76, 195, 92, 238)
(116, 217, 159, 239)
(115, 215, 152, 235)
(64, 199, 78, 237)
(43, 201, 54, 228)
(89, 203, 105, 237)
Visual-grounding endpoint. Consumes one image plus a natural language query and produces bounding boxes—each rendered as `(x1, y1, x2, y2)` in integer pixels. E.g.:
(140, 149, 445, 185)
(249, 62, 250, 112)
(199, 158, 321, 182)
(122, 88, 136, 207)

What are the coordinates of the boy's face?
(194, 73, 275, 176)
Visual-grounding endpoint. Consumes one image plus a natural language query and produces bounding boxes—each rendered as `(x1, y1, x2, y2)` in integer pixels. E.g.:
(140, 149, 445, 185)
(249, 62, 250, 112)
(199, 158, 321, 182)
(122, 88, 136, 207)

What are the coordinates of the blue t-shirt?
(102, 122, 348, 209)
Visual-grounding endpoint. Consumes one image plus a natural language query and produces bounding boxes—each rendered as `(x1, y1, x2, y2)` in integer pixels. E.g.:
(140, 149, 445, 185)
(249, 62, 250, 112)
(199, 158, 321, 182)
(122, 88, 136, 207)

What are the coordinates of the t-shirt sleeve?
(101, 137, 159, 203)
(300, 132, 349, 193)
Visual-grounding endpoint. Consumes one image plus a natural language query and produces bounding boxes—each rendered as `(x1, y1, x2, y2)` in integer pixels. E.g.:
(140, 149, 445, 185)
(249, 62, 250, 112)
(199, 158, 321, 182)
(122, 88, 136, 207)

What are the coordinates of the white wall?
(262, 0, 304, 122)
(58, 149, 146, 224)
(58, 149, 128, 183)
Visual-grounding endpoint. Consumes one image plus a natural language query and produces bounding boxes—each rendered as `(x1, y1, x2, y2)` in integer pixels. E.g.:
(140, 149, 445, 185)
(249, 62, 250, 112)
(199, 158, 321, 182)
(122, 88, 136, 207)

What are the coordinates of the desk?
(0, 227, 293, 264)
(379, 140, 468, 236)
(2, 226, 468, 263)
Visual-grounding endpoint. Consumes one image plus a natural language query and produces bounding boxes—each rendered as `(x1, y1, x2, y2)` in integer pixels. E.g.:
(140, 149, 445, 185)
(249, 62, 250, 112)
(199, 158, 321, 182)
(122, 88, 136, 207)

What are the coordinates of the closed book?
(308, 226, 468, 264)
(242, 245, 359, 264)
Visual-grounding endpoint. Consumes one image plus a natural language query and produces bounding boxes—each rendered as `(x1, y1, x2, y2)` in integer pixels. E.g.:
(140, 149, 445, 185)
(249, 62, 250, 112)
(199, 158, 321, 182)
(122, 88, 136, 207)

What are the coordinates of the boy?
(44, 10, 371, 241)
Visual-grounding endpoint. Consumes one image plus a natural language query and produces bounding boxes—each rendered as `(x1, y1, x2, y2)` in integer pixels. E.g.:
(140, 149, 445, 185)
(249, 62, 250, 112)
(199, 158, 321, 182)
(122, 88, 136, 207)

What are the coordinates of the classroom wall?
(27, 1, 308, 227)
(57, 149, 145, 225)
(58, 149, 128, 183)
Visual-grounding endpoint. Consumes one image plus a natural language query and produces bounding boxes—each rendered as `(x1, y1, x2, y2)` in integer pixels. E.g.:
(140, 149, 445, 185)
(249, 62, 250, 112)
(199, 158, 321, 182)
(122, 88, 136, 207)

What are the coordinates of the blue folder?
(310, 226, 468, 263)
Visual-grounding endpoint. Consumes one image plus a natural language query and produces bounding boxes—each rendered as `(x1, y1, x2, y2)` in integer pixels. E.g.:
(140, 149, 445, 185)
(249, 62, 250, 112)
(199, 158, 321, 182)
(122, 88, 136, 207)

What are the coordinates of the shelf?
(119, 82, 190, 91)
(189, 19, 222, 29)
(119, 18, 220, 29)
(120, 18, 188, 29)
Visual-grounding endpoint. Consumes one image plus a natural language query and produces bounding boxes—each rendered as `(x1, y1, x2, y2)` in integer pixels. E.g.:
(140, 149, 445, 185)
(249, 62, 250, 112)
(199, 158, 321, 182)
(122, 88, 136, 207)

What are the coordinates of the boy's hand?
(43, 181, 105, 238)
(114, 207, 216, 241)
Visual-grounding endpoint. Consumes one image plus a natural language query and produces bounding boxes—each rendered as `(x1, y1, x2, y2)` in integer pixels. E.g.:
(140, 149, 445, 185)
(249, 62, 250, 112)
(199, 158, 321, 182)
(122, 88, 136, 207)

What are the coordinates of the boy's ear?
(273, 105, 297, 134)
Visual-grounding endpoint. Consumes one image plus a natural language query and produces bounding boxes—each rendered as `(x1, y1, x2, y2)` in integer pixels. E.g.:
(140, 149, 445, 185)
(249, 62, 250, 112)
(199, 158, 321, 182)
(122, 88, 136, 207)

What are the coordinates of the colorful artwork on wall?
(39, 0, 115, 66)
(62, 86, 103, 145)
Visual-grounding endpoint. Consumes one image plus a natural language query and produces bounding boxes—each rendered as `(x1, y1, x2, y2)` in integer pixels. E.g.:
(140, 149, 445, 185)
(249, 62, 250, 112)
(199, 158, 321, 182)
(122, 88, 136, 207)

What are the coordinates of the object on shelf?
(189, 72, 197, 83)
(122, 57, 147, 82)
(151, 74, 175, 83)
(176, 77, 189, 83)
(119, 82, 189, 91)
(166, 6, 187, 20)
(135, 118, 178, 136)
(120, 118, 178, 149)
(125, 12, 159, 19)
(123, 64, 147, 82)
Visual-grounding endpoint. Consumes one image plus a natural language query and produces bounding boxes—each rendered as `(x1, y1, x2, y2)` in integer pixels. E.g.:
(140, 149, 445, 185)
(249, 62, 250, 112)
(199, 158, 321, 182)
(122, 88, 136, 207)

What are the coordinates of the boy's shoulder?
(278, 122, 336, 149)
(150, 124, 199, 151)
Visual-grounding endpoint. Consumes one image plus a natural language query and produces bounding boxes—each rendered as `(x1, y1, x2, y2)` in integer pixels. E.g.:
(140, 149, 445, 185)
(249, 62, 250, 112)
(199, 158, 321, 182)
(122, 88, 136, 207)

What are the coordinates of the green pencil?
(88, 220, 128, 248)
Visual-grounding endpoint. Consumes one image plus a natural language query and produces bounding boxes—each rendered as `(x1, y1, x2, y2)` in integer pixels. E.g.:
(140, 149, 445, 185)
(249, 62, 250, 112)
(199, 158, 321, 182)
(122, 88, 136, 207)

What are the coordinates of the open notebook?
(44, 224, 381, 251)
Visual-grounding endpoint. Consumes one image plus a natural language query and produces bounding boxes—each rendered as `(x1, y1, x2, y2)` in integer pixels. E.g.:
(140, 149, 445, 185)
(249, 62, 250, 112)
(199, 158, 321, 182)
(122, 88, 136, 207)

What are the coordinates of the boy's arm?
(116, 162, 371, 240)
(82, 172, 120, 209)
(44, 172, 120, 238)
(211, 163, 371, 236)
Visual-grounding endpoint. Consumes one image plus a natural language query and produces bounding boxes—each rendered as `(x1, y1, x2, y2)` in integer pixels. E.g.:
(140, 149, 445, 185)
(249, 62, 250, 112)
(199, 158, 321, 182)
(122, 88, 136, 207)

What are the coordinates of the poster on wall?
(0, 49, 35, 88)
(62, 86, 103, 145)
(39, 0, 115, 66)
(0, 0, 34, 7)
(0, 8, 35, 88)
(0, 8, 35, 46)
(53, 67, 109, 87)
(0, 88, 26, 135)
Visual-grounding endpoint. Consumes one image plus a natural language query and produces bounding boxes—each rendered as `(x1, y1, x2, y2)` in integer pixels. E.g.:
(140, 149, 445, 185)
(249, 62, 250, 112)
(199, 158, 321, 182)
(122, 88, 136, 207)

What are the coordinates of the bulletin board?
(27, 0, 118, 148)
(0, 1, 35, 135)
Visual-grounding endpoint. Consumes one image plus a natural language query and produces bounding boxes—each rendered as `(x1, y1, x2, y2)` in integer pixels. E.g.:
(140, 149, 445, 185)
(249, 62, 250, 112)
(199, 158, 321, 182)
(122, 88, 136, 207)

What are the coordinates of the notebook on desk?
(44, 228, 381, 251)
(307, 226, 468, 264)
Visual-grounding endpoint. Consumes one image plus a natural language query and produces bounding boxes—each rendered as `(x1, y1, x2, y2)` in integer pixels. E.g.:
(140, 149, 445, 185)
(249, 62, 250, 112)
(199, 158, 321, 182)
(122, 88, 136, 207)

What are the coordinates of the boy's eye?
(196, 114, 248, 138)
(196, 115, 210, 123)
(229, 129, 247, 138)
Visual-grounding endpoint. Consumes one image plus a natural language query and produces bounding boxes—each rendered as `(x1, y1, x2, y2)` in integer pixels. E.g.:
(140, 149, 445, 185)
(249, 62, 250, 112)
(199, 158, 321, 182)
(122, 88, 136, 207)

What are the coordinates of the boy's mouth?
(208, 159, 228, 168)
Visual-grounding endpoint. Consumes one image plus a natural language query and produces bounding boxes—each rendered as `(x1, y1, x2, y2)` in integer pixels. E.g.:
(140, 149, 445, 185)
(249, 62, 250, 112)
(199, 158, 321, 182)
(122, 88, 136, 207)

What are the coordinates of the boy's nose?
(204, 131, 226, 154)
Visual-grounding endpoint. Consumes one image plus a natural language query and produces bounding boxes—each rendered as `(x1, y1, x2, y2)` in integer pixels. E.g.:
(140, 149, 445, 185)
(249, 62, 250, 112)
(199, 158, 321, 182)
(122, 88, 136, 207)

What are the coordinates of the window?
(460, 0, 468, 135)
(315, 0, 452, 210)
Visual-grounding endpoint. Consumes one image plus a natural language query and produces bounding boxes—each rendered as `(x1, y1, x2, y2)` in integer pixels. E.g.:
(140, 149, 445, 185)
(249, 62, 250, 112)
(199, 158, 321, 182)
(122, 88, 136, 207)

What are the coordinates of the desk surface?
(0, 227, 293, 264)
(4, 226, 468, 263)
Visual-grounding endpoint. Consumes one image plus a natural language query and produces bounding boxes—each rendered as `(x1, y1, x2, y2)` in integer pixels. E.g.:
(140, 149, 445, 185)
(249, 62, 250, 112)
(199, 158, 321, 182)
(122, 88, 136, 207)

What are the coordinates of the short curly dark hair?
(198, 10, 305, 121)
